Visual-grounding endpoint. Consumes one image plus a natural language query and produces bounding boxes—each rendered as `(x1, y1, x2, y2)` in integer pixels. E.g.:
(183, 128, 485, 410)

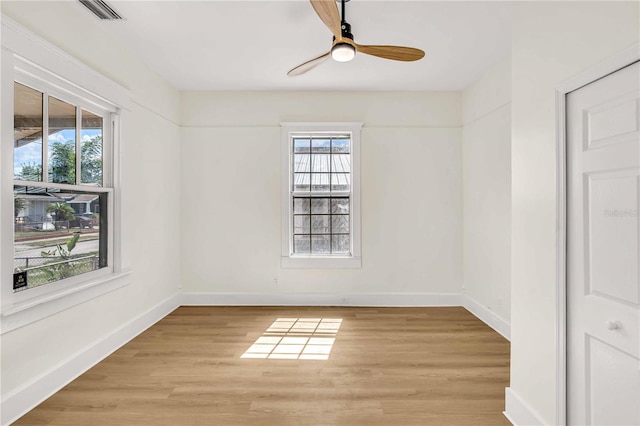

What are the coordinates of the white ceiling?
(98, 1, 512, 91)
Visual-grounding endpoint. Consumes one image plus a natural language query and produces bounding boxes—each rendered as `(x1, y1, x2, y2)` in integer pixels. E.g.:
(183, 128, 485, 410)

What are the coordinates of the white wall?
(509, 2, 639, 424)
(462, 56, 511, 324)
(181, 92, 462, 301)
(0, 0, 181, 417)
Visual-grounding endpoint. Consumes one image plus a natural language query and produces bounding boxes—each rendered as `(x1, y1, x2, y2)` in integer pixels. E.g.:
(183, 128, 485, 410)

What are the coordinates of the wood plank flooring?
(14, 307, 510, 425)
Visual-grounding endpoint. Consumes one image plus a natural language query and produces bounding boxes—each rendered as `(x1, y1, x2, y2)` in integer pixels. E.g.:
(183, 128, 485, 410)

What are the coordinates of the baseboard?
(504, 387, 545, 426)
(182, 293, 511, 340)
(0, 292, 181, 426)
(462, 295, 511, 341)
(181, 292, 463, 307)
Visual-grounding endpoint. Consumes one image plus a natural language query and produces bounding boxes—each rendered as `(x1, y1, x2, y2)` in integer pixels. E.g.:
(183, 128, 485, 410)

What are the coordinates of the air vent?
(79, 0, 123, 20)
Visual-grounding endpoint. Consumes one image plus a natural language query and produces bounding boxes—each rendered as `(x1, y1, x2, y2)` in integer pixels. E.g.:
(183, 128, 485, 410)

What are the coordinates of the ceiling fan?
(288, 0, 425, 76)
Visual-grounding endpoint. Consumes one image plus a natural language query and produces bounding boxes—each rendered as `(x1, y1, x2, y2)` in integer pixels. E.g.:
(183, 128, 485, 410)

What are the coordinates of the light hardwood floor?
(15, 307, 510, 425)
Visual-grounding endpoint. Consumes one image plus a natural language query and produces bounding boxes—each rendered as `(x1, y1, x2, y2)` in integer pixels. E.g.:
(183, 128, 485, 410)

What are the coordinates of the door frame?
(554, 43, 640, 426)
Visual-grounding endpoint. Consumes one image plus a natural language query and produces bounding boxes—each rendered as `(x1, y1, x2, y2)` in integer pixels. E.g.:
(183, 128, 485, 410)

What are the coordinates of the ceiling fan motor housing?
(340, 21, 353, 41)
(331, 21, 356, 62)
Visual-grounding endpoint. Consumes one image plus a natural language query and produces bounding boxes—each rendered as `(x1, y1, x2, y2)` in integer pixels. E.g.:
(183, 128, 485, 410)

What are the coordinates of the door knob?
(606, 320, 621, 330)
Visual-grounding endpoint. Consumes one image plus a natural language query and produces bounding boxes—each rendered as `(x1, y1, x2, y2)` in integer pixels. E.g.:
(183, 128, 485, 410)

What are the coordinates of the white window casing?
(280, 122, 363, 269)
(1, 18, 131, 333)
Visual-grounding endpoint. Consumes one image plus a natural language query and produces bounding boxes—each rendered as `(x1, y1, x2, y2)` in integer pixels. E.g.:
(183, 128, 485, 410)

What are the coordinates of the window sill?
(281, 256, 361, 269)
(1, 270, 131, 334)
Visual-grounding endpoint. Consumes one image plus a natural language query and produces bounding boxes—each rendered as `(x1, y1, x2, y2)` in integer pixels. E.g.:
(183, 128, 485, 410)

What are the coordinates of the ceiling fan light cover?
(331, 43, 356, 62)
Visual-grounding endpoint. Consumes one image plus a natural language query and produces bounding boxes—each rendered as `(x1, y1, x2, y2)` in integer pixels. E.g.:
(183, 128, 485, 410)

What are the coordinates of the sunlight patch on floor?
(241, 318, 342, 360)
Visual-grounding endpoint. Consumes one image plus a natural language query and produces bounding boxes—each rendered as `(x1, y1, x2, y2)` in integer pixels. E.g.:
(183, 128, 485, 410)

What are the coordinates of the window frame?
(1, 19, 131, 332)
(280, 122, 362, 269)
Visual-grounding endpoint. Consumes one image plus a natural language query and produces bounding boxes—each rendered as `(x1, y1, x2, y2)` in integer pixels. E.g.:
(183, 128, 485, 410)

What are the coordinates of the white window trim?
(280, 122, 362, 269)
(1, 18, 132, 333)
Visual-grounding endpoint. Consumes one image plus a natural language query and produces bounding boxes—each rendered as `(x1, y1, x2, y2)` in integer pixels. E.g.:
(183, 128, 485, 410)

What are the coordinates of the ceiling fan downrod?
(338, 0, 353, 41)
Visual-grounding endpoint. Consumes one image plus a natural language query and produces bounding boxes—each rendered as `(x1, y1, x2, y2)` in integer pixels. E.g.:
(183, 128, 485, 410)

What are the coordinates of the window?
(281, 123, 362, 268)
(13, 83, 109, 293)
(1, 20, 130, 330)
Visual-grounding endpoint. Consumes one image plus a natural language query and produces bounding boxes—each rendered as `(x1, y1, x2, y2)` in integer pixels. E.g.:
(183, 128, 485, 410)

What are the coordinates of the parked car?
(70, 214, 98, 229)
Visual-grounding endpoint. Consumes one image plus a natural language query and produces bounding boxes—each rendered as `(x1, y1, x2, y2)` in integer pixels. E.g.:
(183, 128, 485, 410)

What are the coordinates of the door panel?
(588, 336, 640, 425)
(587, 91, 639, 148)
(587, 172, 639, 304)
(567, 61, 640, 425)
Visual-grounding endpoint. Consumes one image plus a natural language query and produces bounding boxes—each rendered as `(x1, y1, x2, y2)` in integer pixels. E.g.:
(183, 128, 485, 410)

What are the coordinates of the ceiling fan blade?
(309, 0, 342, 40)
(355, 44, 425, 62)
(287, 51, 331, 77)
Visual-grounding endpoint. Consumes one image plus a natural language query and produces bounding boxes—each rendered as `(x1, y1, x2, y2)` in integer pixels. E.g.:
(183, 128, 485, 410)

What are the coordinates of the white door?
(567, 61, 640, 425)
